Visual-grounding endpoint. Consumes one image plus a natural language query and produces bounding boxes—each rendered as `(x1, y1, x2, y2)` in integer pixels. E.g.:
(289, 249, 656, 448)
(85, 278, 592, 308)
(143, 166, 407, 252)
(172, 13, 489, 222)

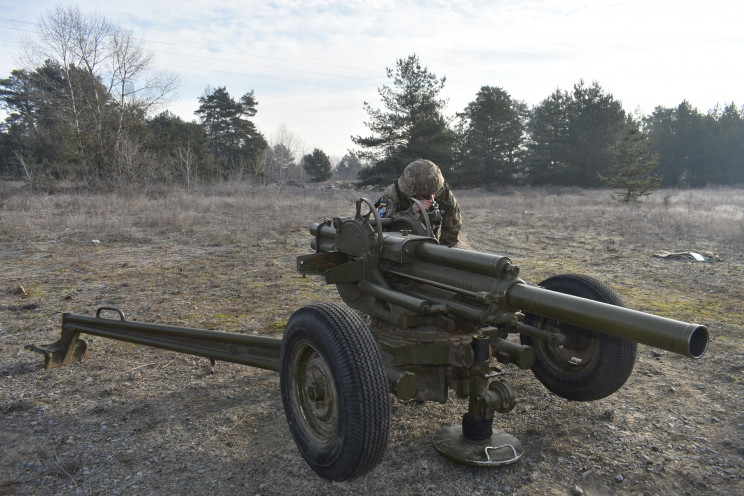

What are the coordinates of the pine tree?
(352, 54, 454, 185)
(456, 86, 527, 186)
(334, 153, 363, 180)
(598, 122, 662, 203)
(194, 87, 267, 179)
(302, 148, 332, 182)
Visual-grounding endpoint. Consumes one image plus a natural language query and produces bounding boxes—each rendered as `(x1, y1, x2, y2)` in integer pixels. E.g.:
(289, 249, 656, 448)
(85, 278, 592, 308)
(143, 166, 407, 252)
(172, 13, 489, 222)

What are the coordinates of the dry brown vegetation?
(1, 182, 742, 495)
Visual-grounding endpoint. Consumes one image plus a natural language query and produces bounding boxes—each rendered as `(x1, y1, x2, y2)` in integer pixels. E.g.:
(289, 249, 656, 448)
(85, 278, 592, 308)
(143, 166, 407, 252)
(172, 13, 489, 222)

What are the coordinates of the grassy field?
(1, 182, 742, 495)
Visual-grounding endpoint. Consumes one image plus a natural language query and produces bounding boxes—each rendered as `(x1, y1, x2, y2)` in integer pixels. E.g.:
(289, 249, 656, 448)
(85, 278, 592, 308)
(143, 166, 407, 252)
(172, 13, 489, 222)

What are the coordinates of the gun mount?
(28, 197, 708, 481)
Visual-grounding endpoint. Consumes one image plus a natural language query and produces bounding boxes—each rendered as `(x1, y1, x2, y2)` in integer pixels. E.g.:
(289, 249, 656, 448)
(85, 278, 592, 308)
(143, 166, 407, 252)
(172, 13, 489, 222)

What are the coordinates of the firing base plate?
(433, 425, 523, 467)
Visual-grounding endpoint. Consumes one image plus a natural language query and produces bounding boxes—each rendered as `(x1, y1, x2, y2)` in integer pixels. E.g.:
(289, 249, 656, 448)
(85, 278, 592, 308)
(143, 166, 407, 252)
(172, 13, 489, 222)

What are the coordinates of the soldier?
(376, 159, 462, 247)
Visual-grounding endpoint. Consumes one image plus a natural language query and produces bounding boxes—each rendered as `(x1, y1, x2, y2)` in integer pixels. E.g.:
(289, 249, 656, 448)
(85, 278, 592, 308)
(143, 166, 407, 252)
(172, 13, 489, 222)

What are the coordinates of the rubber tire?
(520, 274, 638, 401)
(280, 303, 390, 481)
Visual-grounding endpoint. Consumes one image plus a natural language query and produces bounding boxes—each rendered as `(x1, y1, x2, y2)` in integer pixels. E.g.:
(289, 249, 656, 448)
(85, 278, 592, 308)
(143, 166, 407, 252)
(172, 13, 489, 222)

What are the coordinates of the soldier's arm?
(376, 184, 400, 218)
(437, 189, 461, 247)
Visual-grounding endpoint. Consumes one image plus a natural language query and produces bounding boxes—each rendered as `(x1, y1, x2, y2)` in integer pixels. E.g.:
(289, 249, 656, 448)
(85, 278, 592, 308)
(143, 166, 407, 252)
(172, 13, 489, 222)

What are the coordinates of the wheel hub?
(540, 322, 598, 372)
(292, 344, 339, 442)
(305, 357, 332, 419)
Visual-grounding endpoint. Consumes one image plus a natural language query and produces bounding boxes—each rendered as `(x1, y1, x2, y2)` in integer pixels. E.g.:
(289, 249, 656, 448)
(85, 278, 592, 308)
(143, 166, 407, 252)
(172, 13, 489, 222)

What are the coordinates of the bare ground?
(1, 184, 742, 496)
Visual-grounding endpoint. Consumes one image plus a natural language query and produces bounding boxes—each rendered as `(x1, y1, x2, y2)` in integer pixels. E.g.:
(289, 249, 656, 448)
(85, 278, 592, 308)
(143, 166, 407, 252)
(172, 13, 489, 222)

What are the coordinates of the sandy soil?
(1, 185, 742, 495)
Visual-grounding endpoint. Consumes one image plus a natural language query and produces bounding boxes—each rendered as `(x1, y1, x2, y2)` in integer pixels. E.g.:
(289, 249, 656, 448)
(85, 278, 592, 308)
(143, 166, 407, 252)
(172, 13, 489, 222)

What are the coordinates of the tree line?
(354, 54, 744, 194)
(1, 7, 742, 195)
(0, 7, 337, 190)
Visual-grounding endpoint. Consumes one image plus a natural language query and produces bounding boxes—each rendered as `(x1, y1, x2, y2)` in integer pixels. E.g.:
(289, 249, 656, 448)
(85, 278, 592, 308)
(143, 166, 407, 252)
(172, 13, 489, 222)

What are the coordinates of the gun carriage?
(28, 197, 709, 481)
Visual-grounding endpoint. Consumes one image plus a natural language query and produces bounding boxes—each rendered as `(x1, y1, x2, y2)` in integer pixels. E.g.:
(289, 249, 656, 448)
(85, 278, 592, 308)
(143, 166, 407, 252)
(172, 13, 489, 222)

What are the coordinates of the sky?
(1, 0, 743, 159)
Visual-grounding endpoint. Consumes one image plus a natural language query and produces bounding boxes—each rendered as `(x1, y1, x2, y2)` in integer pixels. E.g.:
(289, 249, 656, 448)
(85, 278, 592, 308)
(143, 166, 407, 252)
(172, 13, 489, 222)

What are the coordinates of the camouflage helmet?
(398, 159, 444, 197)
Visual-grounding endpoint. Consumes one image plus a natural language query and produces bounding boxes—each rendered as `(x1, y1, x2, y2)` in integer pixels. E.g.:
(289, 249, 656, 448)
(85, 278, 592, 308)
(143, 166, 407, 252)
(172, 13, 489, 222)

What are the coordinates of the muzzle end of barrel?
(688, 324, 709, 359)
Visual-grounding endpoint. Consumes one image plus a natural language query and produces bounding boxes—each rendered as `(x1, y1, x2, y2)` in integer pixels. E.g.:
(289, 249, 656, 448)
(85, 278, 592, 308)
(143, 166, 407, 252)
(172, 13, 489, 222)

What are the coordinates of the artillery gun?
(28, 197, 709, 482)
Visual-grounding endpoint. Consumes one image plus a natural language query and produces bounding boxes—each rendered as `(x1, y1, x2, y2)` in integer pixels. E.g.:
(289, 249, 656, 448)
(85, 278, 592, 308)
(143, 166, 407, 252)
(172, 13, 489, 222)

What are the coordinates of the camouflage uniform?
(376, 160, 462, 247)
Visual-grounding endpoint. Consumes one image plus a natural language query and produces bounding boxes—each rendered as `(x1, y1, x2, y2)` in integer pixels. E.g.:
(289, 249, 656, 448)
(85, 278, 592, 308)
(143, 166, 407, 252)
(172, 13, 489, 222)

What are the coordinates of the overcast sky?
(1, 1, 742, 159)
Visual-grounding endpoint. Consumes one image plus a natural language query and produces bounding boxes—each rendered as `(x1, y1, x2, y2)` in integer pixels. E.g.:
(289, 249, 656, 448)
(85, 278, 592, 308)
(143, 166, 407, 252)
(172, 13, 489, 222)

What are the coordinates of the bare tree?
(106, 132, 159, 190)
(19, 6, 177, 184)
(14, 151, 48, 192)
(109, 28, 178, 149)
(20, 6, 112, 183)
(172, 144, 197, 191)
(263, 124, 305, 184)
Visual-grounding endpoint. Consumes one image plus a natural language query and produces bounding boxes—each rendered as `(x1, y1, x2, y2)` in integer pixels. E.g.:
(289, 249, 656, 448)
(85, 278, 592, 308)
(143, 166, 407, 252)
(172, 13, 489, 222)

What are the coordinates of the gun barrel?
(414, 242, 516, 277)
(306, 223, 708, 359)
(506, 283, 708, 359)
(411, 241, 708, 359)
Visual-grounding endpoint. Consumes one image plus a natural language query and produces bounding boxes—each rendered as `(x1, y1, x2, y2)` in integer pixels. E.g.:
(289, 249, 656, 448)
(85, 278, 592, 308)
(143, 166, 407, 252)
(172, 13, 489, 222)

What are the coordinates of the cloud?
(1, 0, 743, 157)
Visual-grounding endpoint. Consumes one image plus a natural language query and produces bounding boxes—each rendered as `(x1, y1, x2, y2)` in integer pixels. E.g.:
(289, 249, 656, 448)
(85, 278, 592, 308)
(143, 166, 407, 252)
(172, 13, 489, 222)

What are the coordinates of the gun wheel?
(280, 303, 390, 481)
(521, 274, 638, 401)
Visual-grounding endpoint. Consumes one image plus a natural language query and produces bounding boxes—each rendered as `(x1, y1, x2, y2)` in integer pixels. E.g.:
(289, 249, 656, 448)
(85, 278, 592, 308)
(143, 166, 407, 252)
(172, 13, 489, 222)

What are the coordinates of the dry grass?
(1, 182, 742, 496)
(4, 184, 742, 249)
(457, 186, 744, 253)
(0, 184, 355, 246)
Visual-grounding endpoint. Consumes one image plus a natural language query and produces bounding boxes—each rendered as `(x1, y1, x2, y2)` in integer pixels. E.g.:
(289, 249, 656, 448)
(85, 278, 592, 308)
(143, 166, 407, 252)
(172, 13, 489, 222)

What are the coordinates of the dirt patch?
(1, 185, 742, 495)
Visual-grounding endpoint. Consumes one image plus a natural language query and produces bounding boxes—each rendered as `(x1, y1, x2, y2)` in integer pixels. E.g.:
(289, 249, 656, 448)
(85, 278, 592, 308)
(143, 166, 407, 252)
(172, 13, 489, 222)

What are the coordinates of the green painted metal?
(506, 283, 708, 359)
(297, 201, 710, 435)
(29, 307, 281, 370)
(433, 426, 523, 467)
(302, 210, 708, 359)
